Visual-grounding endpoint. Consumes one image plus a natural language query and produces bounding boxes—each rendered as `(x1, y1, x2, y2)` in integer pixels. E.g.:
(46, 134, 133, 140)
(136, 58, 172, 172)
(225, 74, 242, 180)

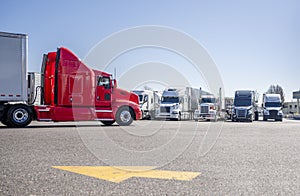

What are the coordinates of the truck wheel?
(177, 114, 181, 121)
(7, 104, 33, 128)
(263, 116, 267, 121)
(101, 120, 115, 126)
(116, 107, 133, 126)
(212, 116, 217, 122)
(1, 119, 9, 126)
(254, 112, 259, 121)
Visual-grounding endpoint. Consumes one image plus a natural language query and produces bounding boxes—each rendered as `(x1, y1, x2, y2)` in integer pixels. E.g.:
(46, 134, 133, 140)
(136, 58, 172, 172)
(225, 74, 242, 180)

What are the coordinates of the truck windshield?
(265, 102, 281, 107)
(234, 99, 251, 107)
(201, 98, 216, 103)
(162, 97, 179, 103)
(138, 95, 143, 103)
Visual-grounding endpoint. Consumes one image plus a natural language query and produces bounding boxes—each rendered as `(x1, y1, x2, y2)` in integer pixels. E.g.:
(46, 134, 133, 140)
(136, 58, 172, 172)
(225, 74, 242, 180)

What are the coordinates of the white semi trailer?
(0, 32, 28, 103)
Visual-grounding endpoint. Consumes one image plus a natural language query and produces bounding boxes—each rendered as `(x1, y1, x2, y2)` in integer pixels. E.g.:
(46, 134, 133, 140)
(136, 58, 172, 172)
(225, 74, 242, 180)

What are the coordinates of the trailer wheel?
(7, 104, 33, 128)
(1, 119, 9, 126)
(116, 107, 133, 126)
(101, 120, 115, 126)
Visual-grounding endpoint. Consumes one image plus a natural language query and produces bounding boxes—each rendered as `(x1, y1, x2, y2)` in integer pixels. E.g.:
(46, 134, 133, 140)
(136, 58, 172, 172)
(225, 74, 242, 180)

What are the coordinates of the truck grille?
(160, 106, 170, 113)
(237, 109, 247, 118)
(269, 110, 277, 118)
(200, 106, 209, 114)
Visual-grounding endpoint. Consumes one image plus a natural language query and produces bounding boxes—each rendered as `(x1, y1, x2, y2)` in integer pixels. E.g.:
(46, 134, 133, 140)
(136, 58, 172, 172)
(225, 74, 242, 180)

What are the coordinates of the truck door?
(96, 76, 112, 107)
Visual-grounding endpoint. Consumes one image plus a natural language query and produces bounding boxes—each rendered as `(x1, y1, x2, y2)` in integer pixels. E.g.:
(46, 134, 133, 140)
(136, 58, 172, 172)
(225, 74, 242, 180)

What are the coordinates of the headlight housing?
(248, 109, 253, 115)
(277, 110, 283, 115)
(173, 104, 178, 110)
(263, 109, 269, 115)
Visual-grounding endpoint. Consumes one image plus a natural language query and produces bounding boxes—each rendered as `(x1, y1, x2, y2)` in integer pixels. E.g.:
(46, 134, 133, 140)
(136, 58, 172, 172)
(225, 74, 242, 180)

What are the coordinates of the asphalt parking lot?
(1, 119, 300, 195)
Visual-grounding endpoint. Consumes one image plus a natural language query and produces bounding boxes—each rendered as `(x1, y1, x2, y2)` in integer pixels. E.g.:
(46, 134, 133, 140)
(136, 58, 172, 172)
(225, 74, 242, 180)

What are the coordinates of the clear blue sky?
(1, 0, 299, 101)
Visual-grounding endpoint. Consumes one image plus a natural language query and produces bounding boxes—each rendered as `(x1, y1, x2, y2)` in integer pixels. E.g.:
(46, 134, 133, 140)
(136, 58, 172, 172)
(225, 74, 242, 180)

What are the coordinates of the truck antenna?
(114, 67, 117, 79)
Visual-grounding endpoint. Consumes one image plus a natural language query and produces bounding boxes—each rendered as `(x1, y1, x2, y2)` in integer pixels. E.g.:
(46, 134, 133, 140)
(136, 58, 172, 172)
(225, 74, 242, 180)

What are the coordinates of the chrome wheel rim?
(120, 110, 131, 123)
(13, 108, 28, 123)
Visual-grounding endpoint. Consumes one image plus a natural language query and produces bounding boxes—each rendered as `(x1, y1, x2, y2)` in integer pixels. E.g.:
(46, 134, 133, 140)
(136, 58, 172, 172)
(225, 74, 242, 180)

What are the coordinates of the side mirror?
(143, 96, 148, 103)
(113, 79, 117, 88)
(179, 97, 183, 104)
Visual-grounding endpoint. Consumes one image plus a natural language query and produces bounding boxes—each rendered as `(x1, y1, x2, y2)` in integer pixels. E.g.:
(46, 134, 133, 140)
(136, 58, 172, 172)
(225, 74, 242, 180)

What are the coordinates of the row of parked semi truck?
(0, 32, 282, 128)
(132, 88, 283, 122)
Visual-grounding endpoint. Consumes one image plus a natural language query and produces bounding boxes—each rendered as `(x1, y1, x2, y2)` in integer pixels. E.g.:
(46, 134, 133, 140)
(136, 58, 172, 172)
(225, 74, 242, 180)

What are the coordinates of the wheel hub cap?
(13, 109, 28, 123)
(120, 110, 131, 123)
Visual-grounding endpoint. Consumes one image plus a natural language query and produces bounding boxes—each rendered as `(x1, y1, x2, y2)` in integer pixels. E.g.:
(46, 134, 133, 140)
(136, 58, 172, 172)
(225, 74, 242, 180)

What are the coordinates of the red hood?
(113, 88, 139, 105)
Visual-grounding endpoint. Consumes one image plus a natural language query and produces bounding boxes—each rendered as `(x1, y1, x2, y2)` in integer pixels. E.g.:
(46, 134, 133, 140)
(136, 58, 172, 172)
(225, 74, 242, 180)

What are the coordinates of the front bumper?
(156, 113, 180, 119)
(194, 113, 216, 120)
(263, 114, 282, 120)
(134, 107, 143, 120)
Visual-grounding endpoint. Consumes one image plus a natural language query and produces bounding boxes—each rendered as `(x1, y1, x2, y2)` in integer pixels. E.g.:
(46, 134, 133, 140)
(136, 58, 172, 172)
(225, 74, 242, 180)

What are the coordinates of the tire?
(263, 115, 267, 121)
(212, 116, 217, 122)
(7, 104, 33, 128)
(101, 120, 115, 126)
(1, 119, 9, 126)
(116, 107, 134, 126)
(254, 112, 259, 121)
(176, 114, 181, 121)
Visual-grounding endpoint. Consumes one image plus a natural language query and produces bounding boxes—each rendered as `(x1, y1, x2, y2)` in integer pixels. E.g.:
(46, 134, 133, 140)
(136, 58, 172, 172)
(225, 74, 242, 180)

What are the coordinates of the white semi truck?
(194, 94, 218, 121)
(262, 93, 283, 121)
(156, 87, 199, 121)
(131, 90, 161, 119)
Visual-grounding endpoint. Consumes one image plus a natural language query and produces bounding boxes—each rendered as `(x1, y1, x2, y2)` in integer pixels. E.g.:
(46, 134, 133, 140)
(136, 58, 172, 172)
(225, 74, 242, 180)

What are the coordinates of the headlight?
(263, 109, 269, 115)
(248, 109, 253, 114)
(173, 105, 178, 109)
(278, 110, 283, 115)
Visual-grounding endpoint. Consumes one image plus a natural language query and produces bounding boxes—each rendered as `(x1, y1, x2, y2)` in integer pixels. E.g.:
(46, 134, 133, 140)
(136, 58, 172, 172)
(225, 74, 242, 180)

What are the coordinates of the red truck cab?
(34, 47, 141, 126)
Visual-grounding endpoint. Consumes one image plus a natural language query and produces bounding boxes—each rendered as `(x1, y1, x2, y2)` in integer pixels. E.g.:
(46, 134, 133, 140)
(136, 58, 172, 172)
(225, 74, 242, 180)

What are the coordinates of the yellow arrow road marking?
(52, 166, 200, 183)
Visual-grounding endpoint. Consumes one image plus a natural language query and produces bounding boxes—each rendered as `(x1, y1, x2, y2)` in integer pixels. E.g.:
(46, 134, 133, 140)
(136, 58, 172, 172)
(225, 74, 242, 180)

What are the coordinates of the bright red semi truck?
(0, 32, 142, 127)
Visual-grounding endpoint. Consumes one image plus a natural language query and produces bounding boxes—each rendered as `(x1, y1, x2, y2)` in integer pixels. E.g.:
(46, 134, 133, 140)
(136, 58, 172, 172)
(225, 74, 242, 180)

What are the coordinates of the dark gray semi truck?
(232, 90, 259, 122)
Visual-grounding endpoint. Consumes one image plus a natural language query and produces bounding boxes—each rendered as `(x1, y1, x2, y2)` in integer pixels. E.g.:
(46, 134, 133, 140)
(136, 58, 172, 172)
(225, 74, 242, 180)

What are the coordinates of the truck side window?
(97, 77, 111, 89)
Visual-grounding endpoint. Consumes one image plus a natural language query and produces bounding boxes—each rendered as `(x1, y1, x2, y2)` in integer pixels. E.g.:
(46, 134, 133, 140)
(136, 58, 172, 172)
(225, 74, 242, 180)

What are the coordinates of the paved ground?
(1, 119, 300, 195)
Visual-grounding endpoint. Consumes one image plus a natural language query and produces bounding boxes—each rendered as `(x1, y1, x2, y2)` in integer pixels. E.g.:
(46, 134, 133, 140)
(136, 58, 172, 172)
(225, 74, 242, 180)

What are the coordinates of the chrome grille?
(201, 106, 209, 114)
